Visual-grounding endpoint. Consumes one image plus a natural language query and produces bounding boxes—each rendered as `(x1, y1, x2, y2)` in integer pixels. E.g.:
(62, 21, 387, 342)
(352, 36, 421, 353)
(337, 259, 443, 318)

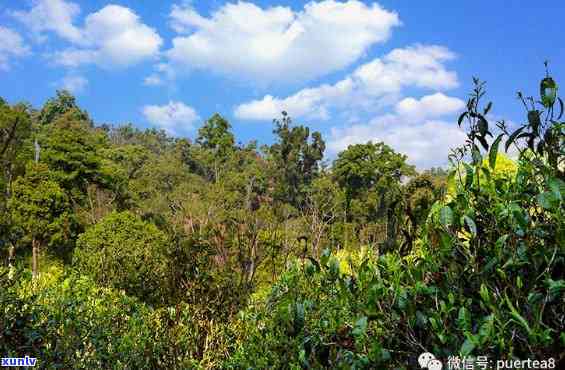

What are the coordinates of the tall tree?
(38, 111, 108, 199)
(267, 112, 325, 208)
(37, 90, 90, 126)
(8, 163, 76, 277)
(197, 113, 235, 156)
(399, 173, 445, 254)
(194, 114, 236, 181)
(333, 141, 414, 214)
(333, 141, 415, 249)
(0, 99, 32, 196)
(0, 100, 32, 264)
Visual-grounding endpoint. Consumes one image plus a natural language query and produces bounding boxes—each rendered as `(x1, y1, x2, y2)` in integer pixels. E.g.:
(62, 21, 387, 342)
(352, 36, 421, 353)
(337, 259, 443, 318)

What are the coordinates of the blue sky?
(1, 0, 563, 169)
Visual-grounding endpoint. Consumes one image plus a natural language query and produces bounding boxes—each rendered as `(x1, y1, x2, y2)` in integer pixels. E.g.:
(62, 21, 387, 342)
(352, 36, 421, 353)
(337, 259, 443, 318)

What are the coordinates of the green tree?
(400, 173, 445, 253)
(38, 112, 108, 198)
(73, 211, 172, 305)
(37, 90, 90, 126)
(8, 163, 76, 277)
(197, 113, 235, 156)
(333, 141, 415, 221)
(188, 114, 237, 182)
(0, 99, 33, 263)
(0, 99, 32, 189)
(266, 112, 325, 208)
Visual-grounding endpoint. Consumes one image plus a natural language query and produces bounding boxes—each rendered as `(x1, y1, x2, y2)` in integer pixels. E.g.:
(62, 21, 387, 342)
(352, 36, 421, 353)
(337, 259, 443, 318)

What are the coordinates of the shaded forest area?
(0, 71, 564, 368)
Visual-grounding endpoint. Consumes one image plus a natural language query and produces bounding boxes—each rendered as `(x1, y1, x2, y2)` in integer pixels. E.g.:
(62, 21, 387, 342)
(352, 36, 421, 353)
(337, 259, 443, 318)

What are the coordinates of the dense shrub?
(0, 266, 166, 368)
(0, 266, 234, 369)
(73, 211, 172, 306)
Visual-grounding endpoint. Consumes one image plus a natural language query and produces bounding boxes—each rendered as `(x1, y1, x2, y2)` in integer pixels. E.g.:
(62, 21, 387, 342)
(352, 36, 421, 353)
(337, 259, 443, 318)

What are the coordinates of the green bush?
(0, 266, 234, 369)
(0, 266, 166, 368)
(73, 211, 172, 306)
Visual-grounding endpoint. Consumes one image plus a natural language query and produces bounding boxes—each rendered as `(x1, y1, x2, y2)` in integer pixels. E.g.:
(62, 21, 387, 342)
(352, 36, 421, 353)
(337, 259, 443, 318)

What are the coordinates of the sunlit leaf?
(489, 134, 504, 169)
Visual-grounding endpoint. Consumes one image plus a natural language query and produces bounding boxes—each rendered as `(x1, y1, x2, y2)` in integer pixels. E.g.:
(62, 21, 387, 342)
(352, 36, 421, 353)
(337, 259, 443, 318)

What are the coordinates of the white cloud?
(52, 49, 97, 67)
(395, 93, 465, 121)
(164, 0, 400, 84)
(144, 75, 164, 86)
(13, 1, 162, 68)
(142, 101, 200, 134)
(56, 74, 88, 93)
(143, 63, 175, 86)
(235, 45, 458, 121)
(328, 110, 467, 169)
(74, 5, 162, 67)
(0, 26, 31, 70)
(11, 0, 83, 43)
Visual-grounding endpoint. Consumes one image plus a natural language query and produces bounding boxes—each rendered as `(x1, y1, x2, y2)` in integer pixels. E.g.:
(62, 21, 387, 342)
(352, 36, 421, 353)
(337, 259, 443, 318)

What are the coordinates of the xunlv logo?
(1, 356, 37, 367)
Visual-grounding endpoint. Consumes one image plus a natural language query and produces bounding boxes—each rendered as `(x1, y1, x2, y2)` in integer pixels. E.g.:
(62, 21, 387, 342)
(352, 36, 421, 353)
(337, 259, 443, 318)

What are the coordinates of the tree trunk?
(8, 243, 15, 266)
(32, 238, 39, 279)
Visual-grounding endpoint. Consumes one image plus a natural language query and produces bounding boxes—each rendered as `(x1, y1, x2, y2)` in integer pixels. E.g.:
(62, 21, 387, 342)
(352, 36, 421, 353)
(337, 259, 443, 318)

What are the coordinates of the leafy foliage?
(266, 111, 325, 208)
(73, 211, 172, 306)
(1, 68, 563, 369)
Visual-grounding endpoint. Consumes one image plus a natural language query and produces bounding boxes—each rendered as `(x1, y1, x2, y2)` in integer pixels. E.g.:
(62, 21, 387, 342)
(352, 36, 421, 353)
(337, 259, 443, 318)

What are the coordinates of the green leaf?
(481, 166, 492, 183)
(440, 232, 452, 250)
(439, 206, 454, 227)
(536, 192, 557, 210)
(505, 126, 526, 153)
(495, 234, 509, 249)
(320, 248, 331, 267)
(548, 178, 564, 202)
(527, 292, 544, 305)
(306, 257, 320, 272)
(328, 257, 340, 277)
(463, 163, 474, 189)
(477, 315, 494, 344)
(415, 311, 428, 327)
(463, 215, 477, 236)
(458, 112, 468, 127)
(429, 317, 438, 330)
(504, 294, 532, 335)
(479, 284, 490, 304)
(546, 279, 565, 300)
(352, 316, 368, 336)
(478, 135, 489, 151)
(527, 110, 541, 133)
(471, 146, 482, 164)
(478, 116, 489, 137)
(540, 76, 557, 108)
(460, 338, 475, 356)
(457, 307, 471, 331)
(483, 101, 493, 115)
(489, 134, 503, 169)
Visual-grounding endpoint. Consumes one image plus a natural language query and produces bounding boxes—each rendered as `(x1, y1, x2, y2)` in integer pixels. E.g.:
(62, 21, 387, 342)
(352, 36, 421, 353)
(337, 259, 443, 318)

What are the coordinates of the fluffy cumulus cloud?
(11, 0, 82, 43)
(13, 0, 162, 68)
(0, 26, 31, 70)
(327, 93, 467, 169)
(329, 118, 467, 169)
(164, 0, 400, 83)
(235, 43, 464, 168)
(142, 101, 200, 135)
(235, 45, 458, 121)
(394, 93, 465, 121)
